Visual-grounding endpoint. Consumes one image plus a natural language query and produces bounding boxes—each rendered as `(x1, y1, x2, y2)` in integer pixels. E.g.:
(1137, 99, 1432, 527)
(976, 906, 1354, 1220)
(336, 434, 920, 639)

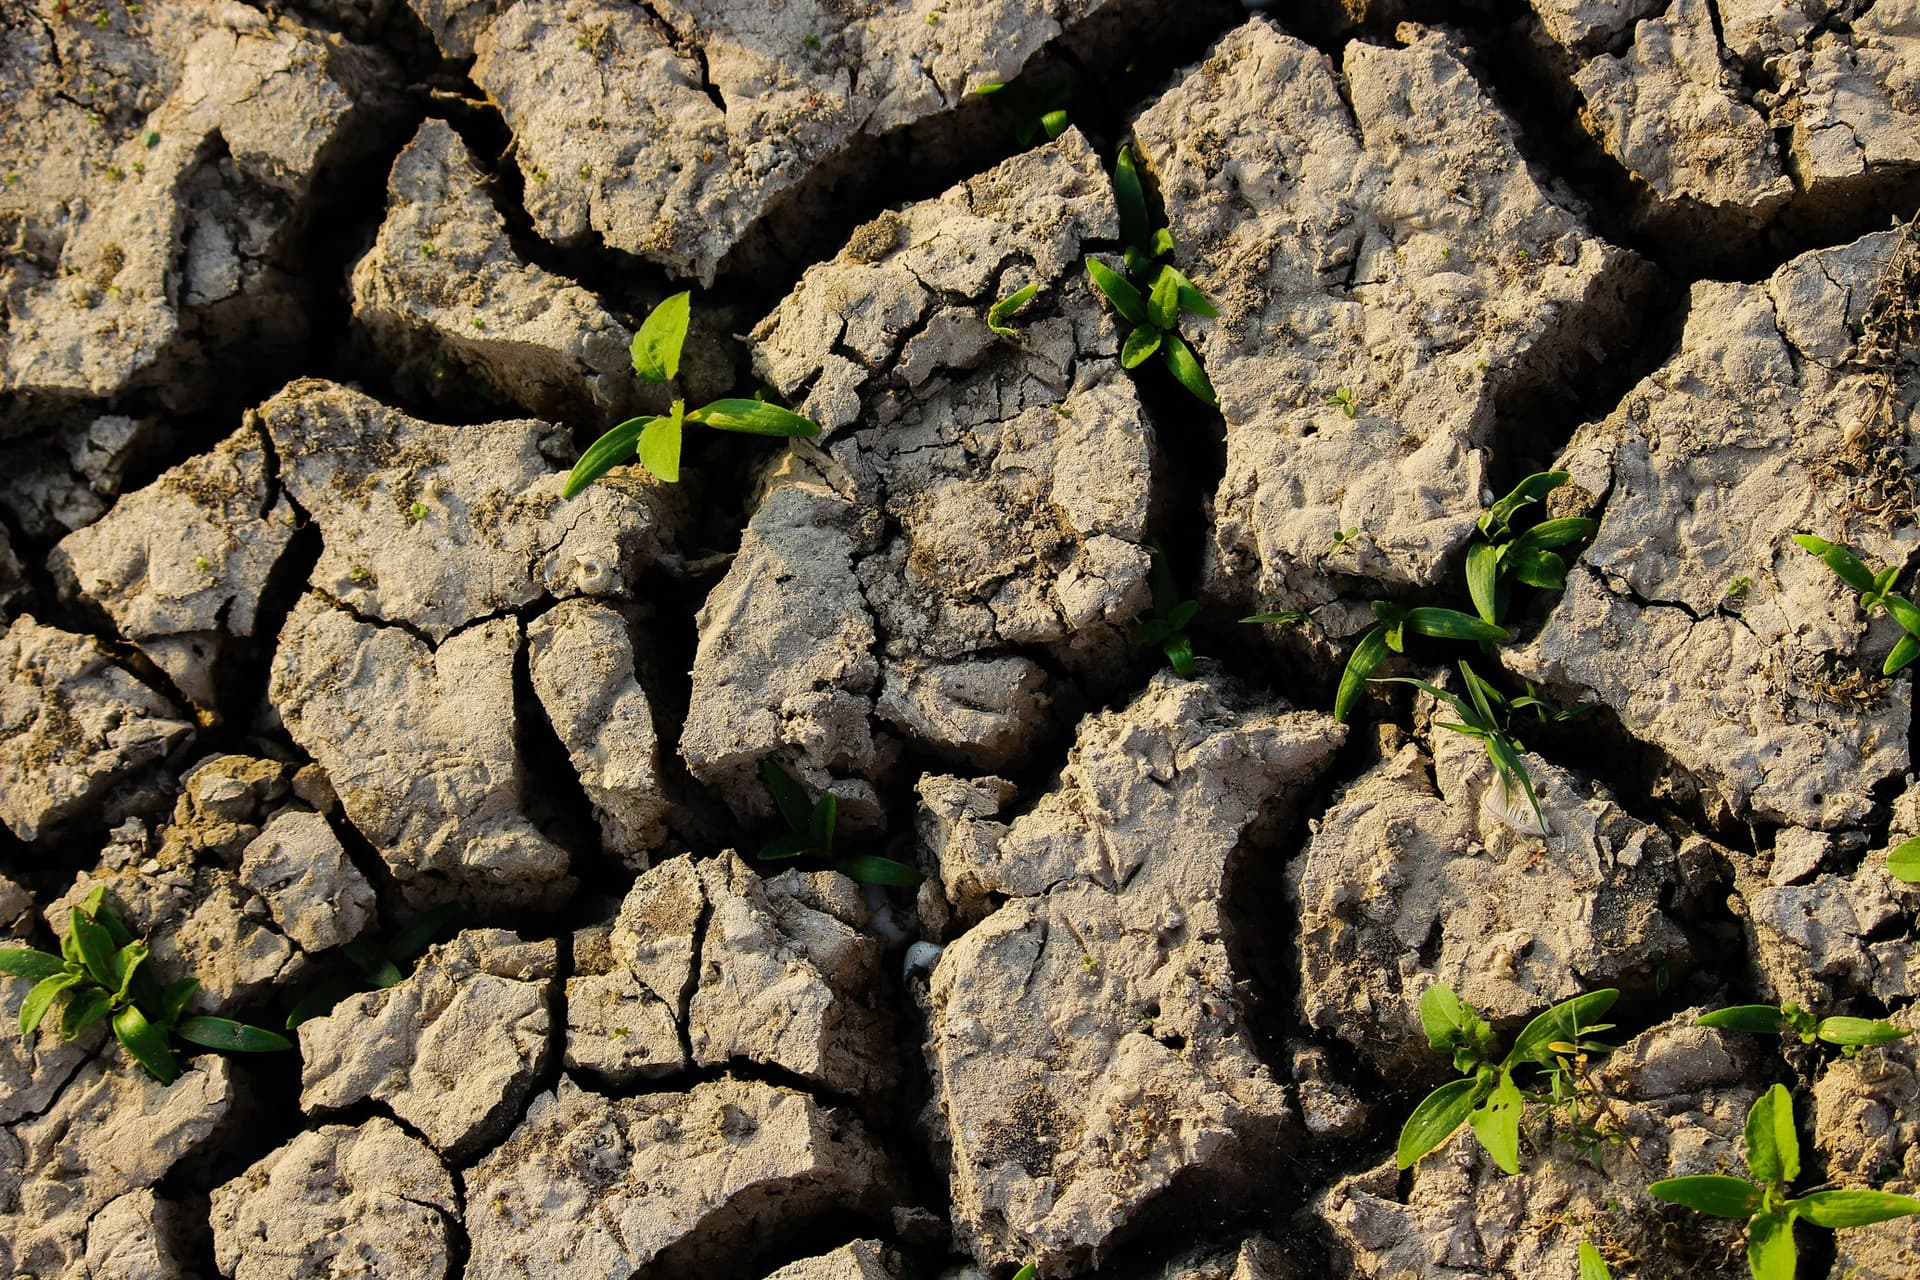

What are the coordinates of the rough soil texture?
(1, 3, 1917, 1280)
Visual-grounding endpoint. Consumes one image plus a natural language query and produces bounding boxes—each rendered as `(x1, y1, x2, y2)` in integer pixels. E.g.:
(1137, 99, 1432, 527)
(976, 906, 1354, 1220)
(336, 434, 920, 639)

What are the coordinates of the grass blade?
(1160, 333, 1216, 407)
(563, 416, 654, 499)
(1335, 626, 1391, 723)
(686, 399, 822, 436)
(1087, 259, 1148, 326)
(176, 1016, 293, 1053)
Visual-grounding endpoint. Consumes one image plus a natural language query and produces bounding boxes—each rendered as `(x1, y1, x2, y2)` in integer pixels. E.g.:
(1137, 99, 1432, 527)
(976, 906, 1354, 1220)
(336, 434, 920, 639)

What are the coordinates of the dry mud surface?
(0, 1, 1917, 1278)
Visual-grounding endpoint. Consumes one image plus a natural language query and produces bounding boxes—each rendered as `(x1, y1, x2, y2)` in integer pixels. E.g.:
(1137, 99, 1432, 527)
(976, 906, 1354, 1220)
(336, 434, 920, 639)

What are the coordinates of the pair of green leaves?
(1698, 1002, 1909, 1054)
(1465, 471, 1597, 626)
(1398, 984, 1618, 1174)
(563, 291, 820, 497)
(758, 762, 922, 888)
(1086, 145, 1219, 407)
(284, 904, 456, 1029)
(1651, 1084, 1920, 1280)
(1376, 659, 1550, 836)
(1135, 540, 1199, 677)
(0, 887, 290, 1084)
(1333, 601, 1508, 723)
(1795, 533, 1920, 675)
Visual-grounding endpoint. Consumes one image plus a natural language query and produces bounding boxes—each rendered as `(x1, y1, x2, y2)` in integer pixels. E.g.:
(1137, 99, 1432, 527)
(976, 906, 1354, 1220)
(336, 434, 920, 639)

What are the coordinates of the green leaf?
(1151, 227, 1175, 257)
(1578, 1237, 1612, 1280)
(1012, 1265, 1038, 1280)
(1505, 547, 1567, 591)
(1419, 983, 1472, 1050)
(1505, 989, 1619, 1069)
(1648, 1175, 1765, 1219)
(988, 282, 1041, 335)
(810, 793, 838, 854)
(757, 833, 816, 861)
(1815, 1016, 1910, 1048)
(1397, 1077, 1481, 1169)
(1164, 266, 1218, 318)
(1114, 145, 1149, 250)
(60, 987, 113, 1039)
(1468, 1068, 1524, 1174)
(176, 1016, 293, 1053)
(1745, 1210, 1796, 1280)
(1148, 268, 1179, 331)
(1882, 593, 1920, 635)
(0, 947, 67, 981)
(638, 412, 683, 484)
(1698, 1005, 1788, 1035)
(1885, 632, 1920, 675)
(1744, 1084, 1799, 1188)
(160, 977, 200, 1023)
(1888, 835, 1920, 883)
(631, 290, 690, 383)
(1242, 611, 1307, 626)
(1514, 517, 1597, 551)
(1487, 471, 1570, 531)
(832, 855, 924, 888)
(20, 971, 82, 1036)
(1794, 534, 1877, 594)
(1040, 109, 1068, 139)
(563, 416, 653, 498)
(1404, 608, 1510, 644)
(1163, 633, 1197, 678)
(686, 399, 821, 437)
(1121, 326, 1163, 369)
(70, 907, 117, 989)
(1793, 1189, 1920, 1228)
(1466, 540, 1501, 625)
(1087, 259, 1148, 326)
(1160, 333, 1216, 407)
(761, 760, 815, 834)
(112, 1005, 178, 1083)
(1334, 625, 1393, 723)
(110, 940, 147, 1004)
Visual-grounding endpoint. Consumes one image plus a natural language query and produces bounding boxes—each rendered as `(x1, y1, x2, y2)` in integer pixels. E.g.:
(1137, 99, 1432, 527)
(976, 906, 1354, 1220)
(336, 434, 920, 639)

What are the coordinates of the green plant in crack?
(1697, 1002, 1910, 1058)
(1795, 533, 1920, 675)
(283, 904, 457, 1029)
(1374, 659, 1552, 836)
(1085, 144, 1218, 407)
(1134, 539, 1199, 678)
(563, 291, 820, 495)
(988, 282, 1042, 337)
(1651, 1083, 1920, 1280)
(973, 74, 1072, 146)
(1578, 1237, 1612, 1280)
(1465, 470, 1597, 627)
(1324, 602, 1507, 724)
(1398, 983, 1617, 1174)
(0, 887, 290, 1084)
(757, 761, 922, 888)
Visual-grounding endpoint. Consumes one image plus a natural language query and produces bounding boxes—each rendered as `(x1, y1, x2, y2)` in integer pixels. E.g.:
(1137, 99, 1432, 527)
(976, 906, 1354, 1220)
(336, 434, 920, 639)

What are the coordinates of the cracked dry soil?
(1, 0, 1918, 1278)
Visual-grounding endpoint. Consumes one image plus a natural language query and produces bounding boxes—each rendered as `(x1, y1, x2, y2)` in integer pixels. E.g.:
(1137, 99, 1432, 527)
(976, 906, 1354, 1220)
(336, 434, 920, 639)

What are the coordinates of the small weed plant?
(1331, 602, 1507, 723)
(1795, 533, 1920, 674)
(1086, 145, 1218, 407)
(988, 282, 1041, 336)
(0, 887, 290, 1083)
(564, 292, 819, 494)
(1698, 1002, 1910, 1057)
(1651, 1083, 1920, 1280)
(284, 905, 456, 1029)
(1399, 983, 1617, 1174)
(1375, 659, 1555, 835)
(759, 762, 921, 888)
(1135, 540, 1199, 678)
(1465, 471, 1597, 627)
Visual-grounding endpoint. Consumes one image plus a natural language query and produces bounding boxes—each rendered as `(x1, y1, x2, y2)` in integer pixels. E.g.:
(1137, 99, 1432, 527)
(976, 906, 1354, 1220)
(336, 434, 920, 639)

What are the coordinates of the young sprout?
(1651, 1084, 1920, 1280)
(758, 762, 921, 888)
(987, 282, 1041, 336)
(565, 292, 820, 495)
(1375, 660, 1549, 836)
(283, 905, 457, 1029)
(1794, 534, 1920, 674)
(1330, 602, 1508, 724)
(1085, 145, 1218, 408)
(1697, 1002, 1910, 1058)
(1465, 471, 1597, 627)
(0, 887, 291, 1084)
(1578, 1238, 1611, 1280)
(1329, 526, 1360, 554)
(1398, 983, 1617, 1174)
(972, 74, 1071, 146)
(1134, 540, 1199, 678)
(1329, 386, 1358, 418)
(1726, 576, 1752, 602)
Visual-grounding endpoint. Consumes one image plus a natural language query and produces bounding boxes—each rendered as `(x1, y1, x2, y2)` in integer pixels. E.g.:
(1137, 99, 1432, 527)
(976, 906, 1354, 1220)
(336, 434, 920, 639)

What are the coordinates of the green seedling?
(1135, 540, 1198, 678)
(1399, 983, 1617, 1174)
(1795, 534, 1920, 674)
(1375, 659, 1550, 836)
(973, 76, 1071, 146)
(1329, 526, 1360, 554)
(1011, 1265, 1037, 1280)
(1329, 386, 1359, 418)
(1651, 1083, 1920, 1280)
(1465, 471, 1597, 627)
(1330, 602, 1508, 723)
(1727, 576, 1752, 602)
(0, 887, 290, 1084)
(564, 292, 820, 495)
(1888, 835, 1920, 884)
(1578, 1238, 1611, 1280)
(758, 761, 921, 888)
(284, 905, 457, 1029)
(1085, 145, 1218, 407)
(1698, 1002, 1910, 1057)
(988, 282, 1041, 336)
